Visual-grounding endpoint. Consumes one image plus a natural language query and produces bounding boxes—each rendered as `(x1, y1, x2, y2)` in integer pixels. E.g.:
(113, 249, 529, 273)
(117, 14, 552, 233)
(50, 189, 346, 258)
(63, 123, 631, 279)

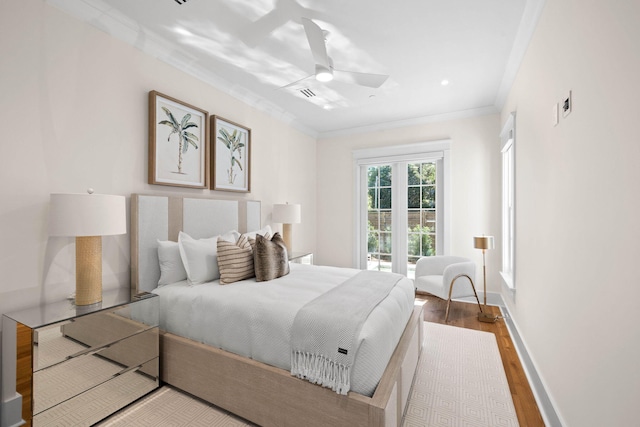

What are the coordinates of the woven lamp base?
(282, 223, 293, 253)
(75, 236, 103, 306)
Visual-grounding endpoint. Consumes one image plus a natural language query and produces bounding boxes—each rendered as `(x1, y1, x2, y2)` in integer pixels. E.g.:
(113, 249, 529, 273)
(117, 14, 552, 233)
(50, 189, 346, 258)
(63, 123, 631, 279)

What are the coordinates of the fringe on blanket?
(291, 351, 351, 395)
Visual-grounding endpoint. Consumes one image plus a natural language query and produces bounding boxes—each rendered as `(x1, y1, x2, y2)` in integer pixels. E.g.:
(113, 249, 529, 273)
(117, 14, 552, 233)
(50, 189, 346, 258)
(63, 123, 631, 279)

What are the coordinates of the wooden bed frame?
(131, 194, 424, 426)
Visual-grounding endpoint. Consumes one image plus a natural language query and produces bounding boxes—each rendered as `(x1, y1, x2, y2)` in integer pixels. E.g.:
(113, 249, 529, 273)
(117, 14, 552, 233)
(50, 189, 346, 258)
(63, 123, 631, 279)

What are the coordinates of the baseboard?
(499, 305, 564, 427)
(1, 392, 25, 427)
(456, 291, 503, 306)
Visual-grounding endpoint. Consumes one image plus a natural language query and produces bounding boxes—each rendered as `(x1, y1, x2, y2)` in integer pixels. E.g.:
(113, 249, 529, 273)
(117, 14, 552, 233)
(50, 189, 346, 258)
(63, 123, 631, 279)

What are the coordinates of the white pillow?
(157, 240, 187, 286)
(245, 225, 273, 240)
(178, 231, 240, 285)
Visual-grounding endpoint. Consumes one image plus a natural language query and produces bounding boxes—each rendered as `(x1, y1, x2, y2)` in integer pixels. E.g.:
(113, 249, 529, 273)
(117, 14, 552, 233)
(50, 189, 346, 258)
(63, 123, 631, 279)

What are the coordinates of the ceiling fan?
(284, 18, 389, 89)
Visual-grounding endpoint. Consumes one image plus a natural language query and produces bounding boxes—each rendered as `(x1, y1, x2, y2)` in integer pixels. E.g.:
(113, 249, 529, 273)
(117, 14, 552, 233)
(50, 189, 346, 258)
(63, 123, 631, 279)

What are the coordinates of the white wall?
(316, 114, 501, 291)
(0, 1, 316, 328)
(501, 0, 640, 425)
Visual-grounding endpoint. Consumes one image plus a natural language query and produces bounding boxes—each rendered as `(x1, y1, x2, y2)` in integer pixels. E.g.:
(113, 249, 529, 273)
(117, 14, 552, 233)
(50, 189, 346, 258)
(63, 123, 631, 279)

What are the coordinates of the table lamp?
(272, 203, 301, 253)
(49, 190, 126, 306)
(474, 235, 499, 323)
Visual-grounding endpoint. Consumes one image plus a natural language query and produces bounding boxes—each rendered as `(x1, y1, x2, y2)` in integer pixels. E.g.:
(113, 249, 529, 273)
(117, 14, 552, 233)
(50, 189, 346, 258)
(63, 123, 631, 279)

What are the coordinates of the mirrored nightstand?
(1, 290, 159, 427)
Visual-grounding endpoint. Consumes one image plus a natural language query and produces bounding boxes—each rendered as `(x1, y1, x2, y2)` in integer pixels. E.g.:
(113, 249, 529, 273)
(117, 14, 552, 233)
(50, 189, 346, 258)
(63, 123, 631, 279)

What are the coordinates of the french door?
(356, 146, 449, 278)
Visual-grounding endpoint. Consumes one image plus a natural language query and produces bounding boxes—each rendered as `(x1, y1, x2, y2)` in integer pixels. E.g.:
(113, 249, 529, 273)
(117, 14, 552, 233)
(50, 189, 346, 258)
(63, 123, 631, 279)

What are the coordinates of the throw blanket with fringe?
(290, 270, 403, 395)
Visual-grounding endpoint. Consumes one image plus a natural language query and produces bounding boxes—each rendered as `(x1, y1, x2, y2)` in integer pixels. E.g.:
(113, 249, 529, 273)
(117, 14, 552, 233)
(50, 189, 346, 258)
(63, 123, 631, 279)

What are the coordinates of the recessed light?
(441, 79, 449, 86)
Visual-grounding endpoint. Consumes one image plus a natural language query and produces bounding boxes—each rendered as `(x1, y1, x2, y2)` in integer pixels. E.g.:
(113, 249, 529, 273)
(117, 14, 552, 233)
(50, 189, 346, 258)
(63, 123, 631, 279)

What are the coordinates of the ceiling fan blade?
(279, 74, 314, 89)
(301, 17, 330, 68)
(333, 69, 390, 88)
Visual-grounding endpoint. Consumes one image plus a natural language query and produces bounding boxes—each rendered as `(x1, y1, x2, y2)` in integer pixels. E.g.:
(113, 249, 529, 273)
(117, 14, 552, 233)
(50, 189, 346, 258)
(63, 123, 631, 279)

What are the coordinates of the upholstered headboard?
(130, 194, 261, 295)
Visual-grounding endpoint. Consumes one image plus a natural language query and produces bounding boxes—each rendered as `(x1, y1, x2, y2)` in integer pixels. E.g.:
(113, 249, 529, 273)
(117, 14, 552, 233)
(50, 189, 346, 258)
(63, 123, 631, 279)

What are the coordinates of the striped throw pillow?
(217, 234, 255, 285)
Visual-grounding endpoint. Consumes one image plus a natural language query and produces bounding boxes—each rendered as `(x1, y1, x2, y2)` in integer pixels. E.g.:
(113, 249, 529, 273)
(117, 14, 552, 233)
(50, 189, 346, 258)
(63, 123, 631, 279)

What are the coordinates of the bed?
(130, 193, 424, 426)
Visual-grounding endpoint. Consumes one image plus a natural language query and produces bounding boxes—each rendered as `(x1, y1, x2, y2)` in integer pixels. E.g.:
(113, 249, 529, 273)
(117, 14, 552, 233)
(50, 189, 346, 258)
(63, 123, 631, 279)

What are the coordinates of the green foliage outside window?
(408, 225, 435, 257)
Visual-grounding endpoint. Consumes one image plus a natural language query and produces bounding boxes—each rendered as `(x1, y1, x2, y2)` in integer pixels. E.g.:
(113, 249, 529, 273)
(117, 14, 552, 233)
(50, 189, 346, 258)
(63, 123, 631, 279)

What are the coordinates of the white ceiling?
(47, 0, 544, 138)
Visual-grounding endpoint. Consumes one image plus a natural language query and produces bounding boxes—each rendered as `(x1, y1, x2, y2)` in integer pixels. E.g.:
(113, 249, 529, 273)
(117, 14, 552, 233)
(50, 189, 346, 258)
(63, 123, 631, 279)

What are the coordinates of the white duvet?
(152, 263, 415, 396)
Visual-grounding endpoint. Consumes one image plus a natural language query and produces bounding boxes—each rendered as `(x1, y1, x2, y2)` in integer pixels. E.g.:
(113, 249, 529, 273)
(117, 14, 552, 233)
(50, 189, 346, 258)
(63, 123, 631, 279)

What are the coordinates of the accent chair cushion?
(414, 275, 445, 295)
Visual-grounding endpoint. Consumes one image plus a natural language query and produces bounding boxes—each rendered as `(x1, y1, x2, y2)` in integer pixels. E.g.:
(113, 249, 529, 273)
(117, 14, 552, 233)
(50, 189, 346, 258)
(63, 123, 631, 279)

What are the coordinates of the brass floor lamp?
(474, 235, 499, 323)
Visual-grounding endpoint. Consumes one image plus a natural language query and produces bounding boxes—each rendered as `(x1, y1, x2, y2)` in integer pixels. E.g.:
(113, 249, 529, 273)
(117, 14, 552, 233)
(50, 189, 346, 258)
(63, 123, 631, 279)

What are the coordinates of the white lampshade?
(49, 193, 126, 237)
(272, 203, 301, 225)
(473, 235, 495, 250)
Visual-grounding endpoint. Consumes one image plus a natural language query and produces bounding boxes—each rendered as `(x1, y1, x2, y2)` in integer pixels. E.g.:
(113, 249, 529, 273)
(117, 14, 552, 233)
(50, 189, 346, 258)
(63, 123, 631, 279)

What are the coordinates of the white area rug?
(403, 322, 519, 426)
(99, 322, 518, 426)
(97, 386, 256, 427)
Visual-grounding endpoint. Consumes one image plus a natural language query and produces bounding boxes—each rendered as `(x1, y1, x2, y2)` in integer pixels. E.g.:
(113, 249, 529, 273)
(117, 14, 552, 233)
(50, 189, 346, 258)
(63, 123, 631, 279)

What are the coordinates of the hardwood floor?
(417, 293, 545, 427)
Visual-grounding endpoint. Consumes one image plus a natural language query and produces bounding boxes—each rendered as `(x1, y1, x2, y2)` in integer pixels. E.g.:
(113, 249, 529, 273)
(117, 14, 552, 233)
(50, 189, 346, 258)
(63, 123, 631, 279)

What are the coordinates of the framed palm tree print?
(211, 116, 251, 192)
(149, 91, 209, 188)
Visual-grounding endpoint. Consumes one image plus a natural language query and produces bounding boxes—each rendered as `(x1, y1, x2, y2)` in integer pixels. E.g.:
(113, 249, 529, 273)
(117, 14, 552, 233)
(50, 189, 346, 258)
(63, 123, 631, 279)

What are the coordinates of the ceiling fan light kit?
(315, 64, 333, 82)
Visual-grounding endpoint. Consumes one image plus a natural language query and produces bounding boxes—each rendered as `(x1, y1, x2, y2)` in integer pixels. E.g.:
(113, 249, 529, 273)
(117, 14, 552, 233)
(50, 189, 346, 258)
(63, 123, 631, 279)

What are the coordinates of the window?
(501, 113, 516, 289)
(407, 162, 437, 276)
(367, 165, 393, 272)
(354, 141, 450, 278)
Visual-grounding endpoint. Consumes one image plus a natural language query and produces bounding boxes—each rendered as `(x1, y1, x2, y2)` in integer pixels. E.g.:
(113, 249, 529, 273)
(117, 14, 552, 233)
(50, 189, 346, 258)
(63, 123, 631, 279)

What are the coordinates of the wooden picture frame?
(211, 116, 251, 192)
(149, 91, 209, 189)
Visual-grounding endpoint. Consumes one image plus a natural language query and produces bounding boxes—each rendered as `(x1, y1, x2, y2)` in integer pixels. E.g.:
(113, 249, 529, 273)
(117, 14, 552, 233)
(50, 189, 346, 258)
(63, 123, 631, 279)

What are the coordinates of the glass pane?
(379, 254, 392, 272)
(381, 211, 392, 231)
(379, 165, 392, 186)
(407, 210, 420, 229)
(408, 233, 420, 256)
(421, 209, 436, 223)
(367, 230, 379, 253)
(368, 188, 377, 209)
(407, 187, 420, 209)
(367, 253, 380, 271)
(422, 233, 435, 256)
(380, 232, 392, 254)
(379, 188, 392, 209)
(367, 166, 378, 188)
(422, 162, 436, 185)
(407, 164, 420, 185)
(368, 210, 379, 227)
(421, 186, 435, 208)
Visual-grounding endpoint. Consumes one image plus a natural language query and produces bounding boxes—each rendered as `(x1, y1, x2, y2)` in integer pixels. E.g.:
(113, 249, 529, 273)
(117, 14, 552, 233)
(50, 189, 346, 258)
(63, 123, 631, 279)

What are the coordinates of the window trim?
(353, 140, 451, 272)
(500, 113, 516, 292)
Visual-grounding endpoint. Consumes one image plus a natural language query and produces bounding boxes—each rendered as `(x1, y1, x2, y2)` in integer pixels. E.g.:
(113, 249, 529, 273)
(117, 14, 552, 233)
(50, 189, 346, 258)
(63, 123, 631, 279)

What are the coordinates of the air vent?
(300, 88, 315, 98)
(174, 0, 188, 4)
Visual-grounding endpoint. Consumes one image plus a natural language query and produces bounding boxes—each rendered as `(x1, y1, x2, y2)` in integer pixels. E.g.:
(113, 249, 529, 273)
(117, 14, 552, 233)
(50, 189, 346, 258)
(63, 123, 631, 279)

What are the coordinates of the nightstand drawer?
(34, 297, 158, 371)
(33, 327, 158, 415)
(33, 358, 158, 427)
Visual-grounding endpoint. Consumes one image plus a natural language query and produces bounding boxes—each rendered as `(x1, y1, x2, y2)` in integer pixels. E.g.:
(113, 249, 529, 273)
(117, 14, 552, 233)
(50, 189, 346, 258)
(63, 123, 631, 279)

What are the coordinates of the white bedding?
(152, 263, 415, 396)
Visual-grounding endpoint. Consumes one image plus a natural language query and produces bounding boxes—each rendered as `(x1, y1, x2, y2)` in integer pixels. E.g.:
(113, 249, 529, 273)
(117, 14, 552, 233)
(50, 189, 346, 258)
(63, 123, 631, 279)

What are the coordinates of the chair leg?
(446, 274, 483, 322)
(445, 276, 458, 323)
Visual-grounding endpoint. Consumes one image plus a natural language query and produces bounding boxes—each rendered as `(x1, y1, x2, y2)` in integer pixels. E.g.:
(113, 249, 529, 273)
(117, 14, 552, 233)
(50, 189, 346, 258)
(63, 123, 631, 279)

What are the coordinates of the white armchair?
(414, 255, 482, 322)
